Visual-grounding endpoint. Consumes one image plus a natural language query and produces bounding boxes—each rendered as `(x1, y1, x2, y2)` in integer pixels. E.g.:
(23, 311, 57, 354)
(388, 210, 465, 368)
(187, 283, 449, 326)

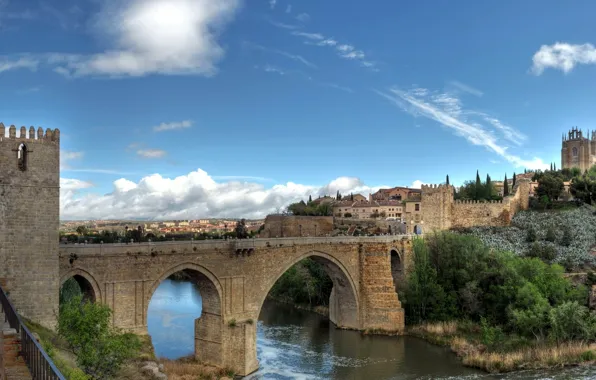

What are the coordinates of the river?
(147, 279, 596, 379)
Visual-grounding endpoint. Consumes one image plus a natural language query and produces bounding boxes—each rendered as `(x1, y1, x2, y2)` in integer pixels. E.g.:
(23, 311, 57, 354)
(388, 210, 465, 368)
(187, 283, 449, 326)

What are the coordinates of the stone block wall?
(0, 124, 60, 329)
(421, 179, 531, 233)
(261, 215, 334, 237)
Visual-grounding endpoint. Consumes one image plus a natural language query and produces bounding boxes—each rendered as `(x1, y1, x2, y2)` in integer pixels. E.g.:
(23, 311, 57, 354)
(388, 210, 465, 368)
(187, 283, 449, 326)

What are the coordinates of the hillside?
(457, 204, 596, 271)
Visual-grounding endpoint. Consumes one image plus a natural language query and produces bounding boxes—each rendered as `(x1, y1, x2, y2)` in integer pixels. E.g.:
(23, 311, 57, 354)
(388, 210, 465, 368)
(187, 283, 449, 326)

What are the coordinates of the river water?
(147, 279, 596, 379)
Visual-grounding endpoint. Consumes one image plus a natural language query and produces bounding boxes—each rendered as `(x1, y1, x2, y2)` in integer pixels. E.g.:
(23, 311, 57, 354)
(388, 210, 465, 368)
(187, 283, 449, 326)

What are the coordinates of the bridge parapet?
(59, 235, 417, 256)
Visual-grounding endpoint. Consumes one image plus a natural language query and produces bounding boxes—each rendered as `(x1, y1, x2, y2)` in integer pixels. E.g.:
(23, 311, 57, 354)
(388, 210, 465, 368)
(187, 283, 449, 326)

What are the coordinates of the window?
(572, 147, 578, 156)
(415, 203, 420, 211)
(17, 143, 27, 171)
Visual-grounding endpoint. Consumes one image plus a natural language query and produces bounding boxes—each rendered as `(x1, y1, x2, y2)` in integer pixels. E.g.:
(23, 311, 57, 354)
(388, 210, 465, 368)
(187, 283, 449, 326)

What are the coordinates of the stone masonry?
(421, 178, 530, 233)
(58, 235, 413, 376)
(0, 123, 60, 330)
(261, 215, 334, 238)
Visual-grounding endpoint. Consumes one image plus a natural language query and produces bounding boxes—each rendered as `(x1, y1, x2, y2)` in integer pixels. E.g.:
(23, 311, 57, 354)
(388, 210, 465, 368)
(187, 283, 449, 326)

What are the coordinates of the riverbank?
(159, 355, 234, 380)
(266, 295, 330, 318)
(24, 318, 159, 380)
(408, 321, 596, 373)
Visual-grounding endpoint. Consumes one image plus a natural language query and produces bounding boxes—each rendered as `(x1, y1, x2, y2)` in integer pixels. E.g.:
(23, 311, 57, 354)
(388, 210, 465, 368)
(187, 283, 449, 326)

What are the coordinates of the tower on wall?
(420, 184, 454, 233)
(0, 123, 60, 329)
(561, 127, 596, 173)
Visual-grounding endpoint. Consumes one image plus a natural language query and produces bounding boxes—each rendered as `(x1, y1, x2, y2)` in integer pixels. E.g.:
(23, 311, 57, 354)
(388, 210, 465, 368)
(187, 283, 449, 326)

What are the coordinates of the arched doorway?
(146, 264, 223, 366)
(59, 270, 101, 305)
(390, 249, 404, 291)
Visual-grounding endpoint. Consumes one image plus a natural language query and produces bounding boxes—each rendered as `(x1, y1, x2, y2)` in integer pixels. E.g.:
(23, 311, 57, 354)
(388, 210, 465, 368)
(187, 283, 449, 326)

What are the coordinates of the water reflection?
(147, 279, 596, 379)
(147, 279, 202, 359)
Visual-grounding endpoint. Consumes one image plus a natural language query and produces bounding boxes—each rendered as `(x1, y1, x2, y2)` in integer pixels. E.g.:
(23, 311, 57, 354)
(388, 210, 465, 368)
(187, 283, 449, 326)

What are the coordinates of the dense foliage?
(58, 289, 141, 379)
(286, 199, 333, 216)
(269, 258, 333, 307)
(402, 233, 592, 342)
(455, 170, 502, 201)
(460, 205, 596, 270)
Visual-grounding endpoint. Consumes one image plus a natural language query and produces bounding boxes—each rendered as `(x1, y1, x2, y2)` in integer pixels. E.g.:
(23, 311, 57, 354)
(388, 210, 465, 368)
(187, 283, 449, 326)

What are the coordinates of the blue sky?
(2, 0, 596, 220)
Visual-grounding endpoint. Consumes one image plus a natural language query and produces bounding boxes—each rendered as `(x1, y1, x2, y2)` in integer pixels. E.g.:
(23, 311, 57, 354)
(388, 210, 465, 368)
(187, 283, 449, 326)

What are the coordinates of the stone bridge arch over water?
(58, 236, 413, 376)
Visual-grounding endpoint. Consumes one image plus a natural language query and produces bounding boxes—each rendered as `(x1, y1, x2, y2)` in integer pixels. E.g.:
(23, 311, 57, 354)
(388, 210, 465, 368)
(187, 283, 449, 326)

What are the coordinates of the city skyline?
(2, 0, 596, 219)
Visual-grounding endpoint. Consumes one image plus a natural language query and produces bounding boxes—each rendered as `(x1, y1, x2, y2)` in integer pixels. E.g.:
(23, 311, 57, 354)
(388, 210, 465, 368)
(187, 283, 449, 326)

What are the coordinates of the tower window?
(17, 143, 27, 171)
(572, 147, 578, 156)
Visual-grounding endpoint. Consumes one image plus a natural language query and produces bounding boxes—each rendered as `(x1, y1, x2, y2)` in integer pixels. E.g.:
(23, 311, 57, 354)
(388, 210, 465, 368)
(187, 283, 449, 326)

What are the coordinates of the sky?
(2, 0, 596, 220)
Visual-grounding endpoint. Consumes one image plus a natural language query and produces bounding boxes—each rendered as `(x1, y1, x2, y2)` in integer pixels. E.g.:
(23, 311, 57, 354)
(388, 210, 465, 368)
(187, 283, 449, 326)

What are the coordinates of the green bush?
(526, 226, 537, 242)
(548, 301, 596, 344)
(58, 295, 141, 380)
(526, 242, 556, 262)
(545, 226, 557, 242)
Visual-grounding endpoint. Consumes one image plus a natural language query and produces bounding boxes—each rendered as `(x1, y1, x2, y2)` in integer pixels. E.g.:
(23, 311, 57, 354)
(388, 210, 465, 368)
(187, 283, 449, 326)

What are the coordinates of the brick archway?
(257, 250, 361, 330)
(147, 263, 224, 367)
(60, 268, 102, 304)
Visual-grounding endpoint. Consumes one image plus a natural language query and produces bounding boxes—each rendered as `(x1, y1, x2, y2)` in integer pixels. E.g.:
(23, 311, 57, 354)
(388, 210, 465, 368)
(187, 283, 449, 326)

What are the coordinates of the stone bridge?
(58, 235, 414, 376)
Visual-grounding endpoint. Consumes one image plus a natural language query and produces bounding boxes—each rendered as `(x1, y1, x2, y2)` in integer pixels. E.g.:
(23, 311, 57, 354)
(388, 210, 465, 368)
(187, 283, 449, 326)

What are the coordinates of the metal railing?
(0, 285, 66, 380)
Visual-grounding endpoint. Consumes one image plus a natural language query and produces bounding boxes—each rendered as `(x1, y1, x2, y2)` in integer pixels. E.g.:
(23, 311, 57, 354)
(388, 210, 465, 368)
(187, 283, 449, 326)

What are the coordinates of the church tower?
(0, 123, 60, 329)
(561, 127, 596, 173)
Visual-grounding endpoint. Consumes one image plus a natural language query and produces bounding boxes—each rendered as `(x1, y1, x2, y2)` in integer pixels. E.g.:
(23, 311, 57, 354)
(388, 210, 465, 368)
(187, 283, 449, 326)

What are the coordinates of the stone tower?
(420, 184, 454, 233)
(561, 127, 596, 173)
(0, 123, 60, 329)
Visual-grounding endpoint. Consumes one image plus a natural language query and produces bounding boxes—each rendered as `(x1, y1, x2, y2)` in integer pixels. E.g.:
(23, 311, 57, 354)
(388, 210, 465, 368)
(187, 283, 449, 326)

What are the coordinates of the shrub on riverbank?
(409, 321, 596, 372)
(403, 232, 596, 372)
(58, 295, 142, 379)
(160, 355, 234, 380)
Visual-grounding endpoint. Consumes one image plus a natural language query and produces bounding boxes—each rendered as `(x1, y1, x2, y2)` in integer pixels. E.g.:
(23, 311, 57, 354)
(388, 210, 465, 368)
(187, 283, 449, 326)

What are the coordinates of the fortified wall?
(421, 179, 530, 232)
(261, 215, 334, 238)
(0, 123, 61, 329)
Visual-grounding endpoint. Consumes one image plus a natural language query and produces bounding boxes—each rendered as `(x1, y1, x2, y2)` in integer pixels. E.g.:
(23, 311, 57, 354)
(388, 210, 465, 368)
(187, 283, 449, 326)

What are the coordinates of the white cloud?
(59, 169, 388, 220)
(285, 4, 291, 13)
(531, 42, 596, 75)
(269, 0, 277, 9)
(258, 64, 285, 75)
(269, 20, 300, 30)
(60, 178, 94, 190)
(52, 0, 240, 77)
(61, 150, 84, 169)
(291, 32, 375, 69)
(153, 120, 193, 132)
(0, 57, 39, 73)
(137, 149, 167, 158)
(295, 13, 310, 22)
(449, 81, 483, 97)
(410, 180, 428, 189)
(246, 42, 317, 69)
(376, 87, 548, 171)
(291, 31, 323, 40)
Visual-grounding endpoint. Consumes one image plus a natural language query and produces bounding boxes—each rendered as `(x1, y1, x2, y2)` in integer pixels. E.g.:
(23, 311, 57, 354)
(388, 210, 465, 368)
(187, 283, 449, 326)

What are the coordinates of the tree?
(76, 225, 88, 236)
(504, 174, 509, 196)
(550, 162, 553, 171)
(475, 170, 482, 199)
(486, 174, 492, 199)
(350, 193, 354, 201)
(446, 175, 450, 185)
(308, 195, 312, 203)
(535, 174, 564, 203)
(512, 172, 517, 187)
(58, 296, 141, 379)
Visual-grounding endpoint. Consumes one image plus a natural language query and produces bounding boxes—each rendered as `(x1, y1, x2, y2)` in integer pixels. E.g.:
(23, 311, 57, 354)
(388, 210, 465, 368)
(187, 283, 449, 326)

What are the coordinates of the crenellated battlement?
(454, 199, 504, 205)
(420, 183, 453, 193)
(0, 123, 60, 144)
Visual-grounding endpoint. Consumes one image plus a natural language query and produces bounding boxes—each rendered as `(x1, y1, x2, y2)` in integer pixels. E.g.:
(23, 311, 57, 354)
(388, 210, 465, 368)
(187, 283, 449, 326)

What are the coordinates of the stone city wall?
(261, 215, 334, 237)
(422, 179, 530, 232)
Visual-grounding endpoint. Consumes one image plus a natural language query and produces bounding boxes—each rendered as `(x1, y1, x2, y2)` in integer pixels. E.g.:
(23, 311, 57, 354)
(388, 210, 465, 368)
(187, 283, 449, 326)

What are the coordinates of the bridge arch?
(147, 262, 224, 367)
(60, 268, 102, 303)
(389, 248, 405, 291)
(258, 250, 361, 330)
